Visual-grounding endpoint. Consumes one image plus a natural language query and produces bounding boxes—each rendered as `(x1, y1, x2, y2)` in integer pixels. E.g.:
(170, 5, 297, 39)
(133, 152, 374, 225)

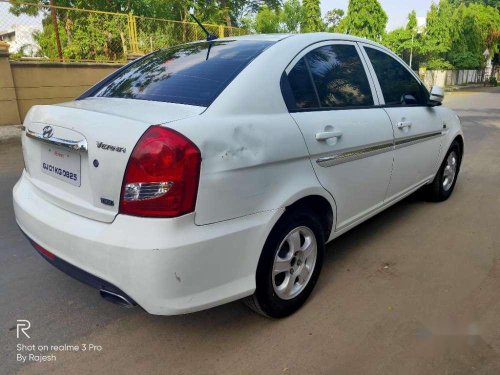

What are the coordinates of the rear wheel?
(423, 140, 462, 202)
(244, 210, 324, 318)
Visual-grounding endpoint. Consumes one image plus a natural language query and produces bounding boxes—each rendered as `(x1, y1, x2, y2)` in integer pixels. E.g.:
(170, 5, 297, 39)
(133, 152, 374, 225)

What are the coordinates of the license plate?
(41, 146, 81, 187)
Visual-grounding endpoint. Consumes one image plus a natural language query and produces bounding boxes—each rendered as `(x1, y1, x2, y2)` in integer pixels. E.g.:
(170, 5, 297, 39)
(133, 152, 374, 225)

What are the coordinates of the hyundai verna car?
(13, 33, 463, 318)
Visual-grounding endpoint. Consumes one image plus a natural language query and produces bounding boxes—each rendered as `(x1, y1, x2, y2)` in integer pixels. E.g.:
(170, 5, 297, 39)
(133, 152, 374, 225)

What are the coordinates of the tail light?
(119, 125, 201, 218)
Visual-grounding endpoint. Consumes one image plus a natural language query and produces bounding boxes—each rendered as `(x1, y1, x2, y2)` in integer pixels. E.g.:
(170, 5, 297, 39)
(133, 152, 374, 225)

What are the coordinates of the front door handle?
(397, 121, 412, 129)
(316, 130, 343, 141)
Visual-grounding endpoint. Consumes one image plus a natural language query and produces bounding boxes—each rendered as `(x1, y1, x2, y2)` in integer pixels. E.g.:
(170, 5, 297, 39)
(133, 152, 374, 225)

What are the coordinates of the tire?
(423, 140, 462, 202)
(244, 209, 325, 318)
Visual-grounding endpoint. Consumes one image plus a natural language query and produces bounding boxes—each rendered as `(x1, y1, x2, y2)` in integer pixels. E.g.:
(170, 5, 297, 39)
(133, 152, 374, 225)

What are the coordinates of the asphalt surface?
(1, 87, 499, 375)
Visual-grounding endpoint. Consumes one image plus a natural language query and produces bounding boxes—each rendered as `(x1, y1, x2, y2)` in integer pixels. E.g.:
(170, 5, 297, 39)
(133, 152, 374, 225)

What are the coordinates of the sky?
(0, 3, 43, 32)
(320, 0, 435, 30)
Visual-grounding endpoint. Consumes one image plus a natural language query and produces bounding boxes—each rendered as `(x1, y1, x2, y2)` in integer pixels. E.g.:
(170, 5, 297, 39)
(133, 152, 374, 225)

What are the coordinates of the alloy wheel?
(443, 150, 458, 192)
(272, 226, 317, 300)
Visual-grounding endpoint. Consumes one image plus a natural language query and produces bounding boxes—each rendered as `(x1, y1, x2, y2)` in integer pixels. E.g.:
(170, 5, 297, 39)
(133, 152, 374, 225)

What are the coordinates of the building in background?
(0, 24, 41, 56)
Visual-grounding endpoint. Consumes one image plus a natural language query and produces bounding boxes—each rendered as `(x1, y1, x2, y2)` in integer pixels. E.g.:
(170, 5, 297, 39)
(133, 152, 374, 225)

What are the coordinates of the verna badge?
(42, 126, 53, 139)
(96, 141, 126, 153)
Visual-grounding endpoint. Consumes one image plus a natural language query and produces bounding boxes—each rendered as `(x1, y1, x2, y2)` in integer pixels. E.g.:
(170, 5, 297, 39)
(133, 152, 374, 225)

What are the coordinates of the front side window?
(365, 47, 428, 106)
(287, 44, 373, 109)
(90, 40, 274, 107)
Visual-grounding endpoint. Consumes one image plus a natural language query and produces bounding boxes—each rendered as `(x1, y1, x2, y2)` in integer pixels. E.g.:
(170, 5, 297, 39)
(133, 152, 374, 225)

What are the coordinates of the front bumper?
(13, 171, 281, 315)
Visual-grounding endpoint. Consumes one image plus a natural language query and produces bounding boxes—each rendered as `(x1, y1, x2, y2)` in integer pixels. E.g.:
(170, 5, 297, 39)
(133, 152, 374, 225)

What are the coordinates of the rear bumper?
(13, 171, 281, 315)
(21, 230, 137, 306)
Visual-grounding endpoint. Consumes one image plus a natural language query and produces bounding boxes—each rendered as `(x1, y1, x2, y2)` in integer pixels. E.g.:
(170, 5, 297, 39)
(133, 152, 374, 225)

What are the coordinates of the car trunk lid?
(21, 98, 204, 223)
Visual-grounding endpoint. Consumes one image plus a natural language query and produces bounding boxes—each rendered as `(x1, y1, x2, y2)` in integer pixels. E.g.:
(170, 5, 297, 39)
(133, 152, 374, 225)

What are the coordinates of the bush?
(423, 58, 454, 70)
(488, 76, 498, 86)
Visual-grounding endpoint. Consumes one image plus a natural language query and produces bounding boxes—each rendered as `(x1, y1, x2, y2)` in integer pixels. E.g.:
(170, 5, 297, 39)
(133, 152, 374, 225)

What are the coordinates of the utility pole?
(50, 0, 63, 61)
(409, 33, 414, 70)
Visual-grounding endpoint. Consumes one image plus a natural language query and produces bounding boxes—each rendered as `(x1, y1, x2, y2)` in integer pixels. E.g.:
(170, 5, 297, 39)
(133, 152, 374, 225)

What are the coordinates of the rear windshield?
(91, 40, 274, 107)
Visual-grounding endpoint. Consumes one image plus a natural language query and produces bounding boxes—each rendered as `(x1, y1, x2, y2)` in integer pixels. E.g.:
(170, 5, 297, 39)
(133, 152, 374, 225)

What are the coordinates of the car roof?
(217, 32, 383, 47)
(217, 33, 292, 42)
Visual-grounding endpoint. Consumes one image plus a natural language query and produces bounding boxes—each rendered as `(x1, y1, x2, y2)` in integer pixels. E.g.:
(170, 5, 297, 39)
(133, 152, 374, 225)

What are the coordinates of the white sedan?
(13, 33, 463, 318)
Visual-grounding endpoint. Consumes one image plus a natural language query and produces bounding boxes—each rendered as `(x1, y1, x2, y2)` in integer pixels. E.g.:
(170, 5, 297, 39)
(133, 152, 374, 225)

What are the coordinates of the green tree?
(406, 10, 417, 33)
(216, 0, 281, 27)
(9, 0, 282, 29)
(9, 0, 182, 19)
(449, 0, 499, 10)
(244, 0, 304, 34)
(324, 8, 344, 32)
(449, 3, 500, 68)
(9, 0, 276, 60)
(254, 5, 281, 33)
(382, 10, 421, 68)
(338, 0, 388, 41)
(281, 0, 303, 33)
(421, 0, 455, 69)
(302, 0, 324, 32)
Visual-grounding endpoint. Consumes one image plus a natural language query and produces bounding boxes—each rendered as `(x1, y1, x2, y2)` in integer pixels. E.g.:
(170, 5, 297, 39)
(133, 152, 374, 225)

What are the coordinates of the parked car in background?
(13, 33, 463, 318)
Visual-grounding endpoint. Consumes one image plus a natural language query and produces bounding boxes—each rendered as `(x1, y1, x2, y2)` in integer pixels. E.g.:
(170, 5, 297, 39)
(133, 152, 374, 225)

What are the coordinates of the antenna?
(189, 8, 218, 42)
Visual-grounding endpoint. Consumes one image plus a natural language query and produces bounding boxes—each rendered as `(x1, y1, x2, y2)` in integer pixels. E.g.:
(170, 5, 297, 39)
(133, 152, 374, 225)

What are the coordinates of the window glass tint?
(92, 40, 273, 107)
(287, 58, 319, 109)
(307, 44, 373, 108)
(365, 47, 428, 105)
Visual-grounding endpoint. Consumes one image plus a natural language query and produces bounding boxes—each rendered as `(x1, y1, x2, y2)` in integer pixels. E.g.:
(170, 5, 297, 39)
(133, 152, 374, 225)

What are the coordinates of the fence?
(0, 40, 124, 125)
(0, 0, 248, 63)
(419, 68, 489, 89)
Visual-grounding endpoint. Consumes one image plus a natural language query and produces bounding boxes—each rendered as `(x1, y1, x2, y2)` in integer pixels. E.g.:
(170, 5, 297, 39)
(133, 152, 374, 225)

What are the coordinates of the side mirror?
(402, 94, 417, 105)
(428, 85, 444, 106)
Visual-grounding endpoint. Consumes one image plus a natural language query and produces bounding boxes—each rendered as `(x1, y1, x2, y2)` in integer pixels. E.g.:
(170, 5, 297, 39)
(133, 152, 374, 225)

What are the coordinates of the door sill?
(331, 177, 431, 238)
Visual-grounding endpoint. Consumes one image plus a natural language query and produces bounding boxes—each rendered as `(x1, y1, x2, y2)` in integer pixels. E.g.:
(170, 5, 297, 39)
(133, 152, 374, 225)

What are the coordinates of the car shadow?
(132, 190, 426, 324)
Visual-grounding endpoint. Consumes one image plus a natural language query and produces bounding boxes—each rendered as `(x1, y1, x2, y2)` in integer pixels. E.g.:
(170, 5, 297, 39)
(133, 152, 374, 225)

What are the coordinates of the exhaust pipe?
(99, 289, 135, 308)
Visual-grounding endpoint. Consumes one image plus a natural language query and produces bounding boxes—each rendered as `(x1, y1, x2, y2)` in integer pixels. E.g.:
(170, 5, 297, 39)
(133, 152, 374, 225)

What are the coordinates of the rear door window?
(90, 40, 274, 107)
(307, 45, 373, 108)
(287, 58, 320, 109)
(364, 47, 428, 106)
(287, 44, 374, 109)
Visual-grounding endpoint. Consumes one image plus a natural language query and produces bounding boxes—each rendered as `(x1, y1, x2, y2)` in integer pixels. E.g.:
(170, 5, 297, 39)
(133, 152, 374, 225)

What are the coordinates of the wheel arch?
(284, 195, 334, 242)
(265, 187, 336, 244)
(453, 134, 464, 156)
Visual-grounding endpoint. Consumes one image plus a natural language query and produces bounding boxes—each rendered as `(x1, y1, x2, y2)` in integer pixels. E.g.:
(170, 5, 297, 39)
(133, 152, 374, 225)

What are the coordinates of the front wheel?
(423, 140, 462, 202)
(244, 210, 325, 318)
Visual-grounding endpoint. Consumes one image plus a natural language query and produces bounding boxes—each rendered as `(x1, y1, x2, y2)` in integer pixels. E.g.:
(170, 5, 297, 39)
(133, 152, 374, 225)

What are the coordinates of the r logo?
(16, 320, 31, 339)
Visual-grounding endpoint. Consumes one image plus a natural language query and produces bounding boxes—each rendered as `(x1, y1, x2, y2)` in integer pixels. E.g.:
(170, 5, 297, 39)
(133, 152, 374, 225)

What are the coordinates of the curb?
(0, 125, 22, 143)
(444, 83, 491, 92)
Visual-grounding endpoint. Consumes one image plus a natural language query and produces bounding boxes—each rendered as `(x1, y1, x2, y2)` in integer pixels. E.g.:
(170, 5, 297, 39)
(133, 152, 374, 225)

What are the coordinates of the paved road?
(1, 88, 499, 375)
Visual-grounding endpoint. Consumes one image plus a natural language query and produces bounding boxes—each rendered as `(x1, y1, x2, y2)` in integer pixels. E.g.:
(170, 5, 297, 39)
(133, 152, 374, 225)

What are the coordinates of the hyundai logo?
(42, 126, 53, 139)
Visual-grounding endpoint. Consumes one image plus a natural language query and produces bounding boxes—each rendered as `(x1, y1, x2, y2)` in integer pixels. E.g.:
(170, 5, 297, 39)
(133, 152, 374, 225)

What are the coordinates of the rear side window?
(287, 44, 373, 110)
(91, 40, 274, 107)
(287, 58, 319, 109)
(365, 47, 428, 106)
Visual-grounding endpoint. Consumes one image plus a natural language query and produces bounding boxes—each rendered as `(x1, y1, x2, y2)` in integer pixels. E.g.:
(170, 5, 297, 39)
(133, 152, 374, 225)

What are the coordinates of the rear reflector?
(32, 242, 56, 260)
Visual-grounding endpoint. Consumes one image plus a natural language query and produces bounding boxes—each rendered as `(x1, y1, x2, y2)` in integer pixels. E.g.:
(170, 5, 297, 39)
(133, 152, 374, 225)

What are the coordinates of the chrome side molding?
(26, 128, 88, 152)
(317, 140, 394, 168)
(394, 131, 442, 149)
(317, 130, 443, 168)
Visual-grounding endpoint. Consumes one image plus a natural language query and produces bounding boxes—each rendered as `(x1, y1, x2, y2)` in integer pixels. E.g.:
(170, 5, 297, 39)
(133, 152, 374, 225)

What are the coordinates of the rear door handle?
(315, 130, 343, 141)
(397, 121, 412, 129)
